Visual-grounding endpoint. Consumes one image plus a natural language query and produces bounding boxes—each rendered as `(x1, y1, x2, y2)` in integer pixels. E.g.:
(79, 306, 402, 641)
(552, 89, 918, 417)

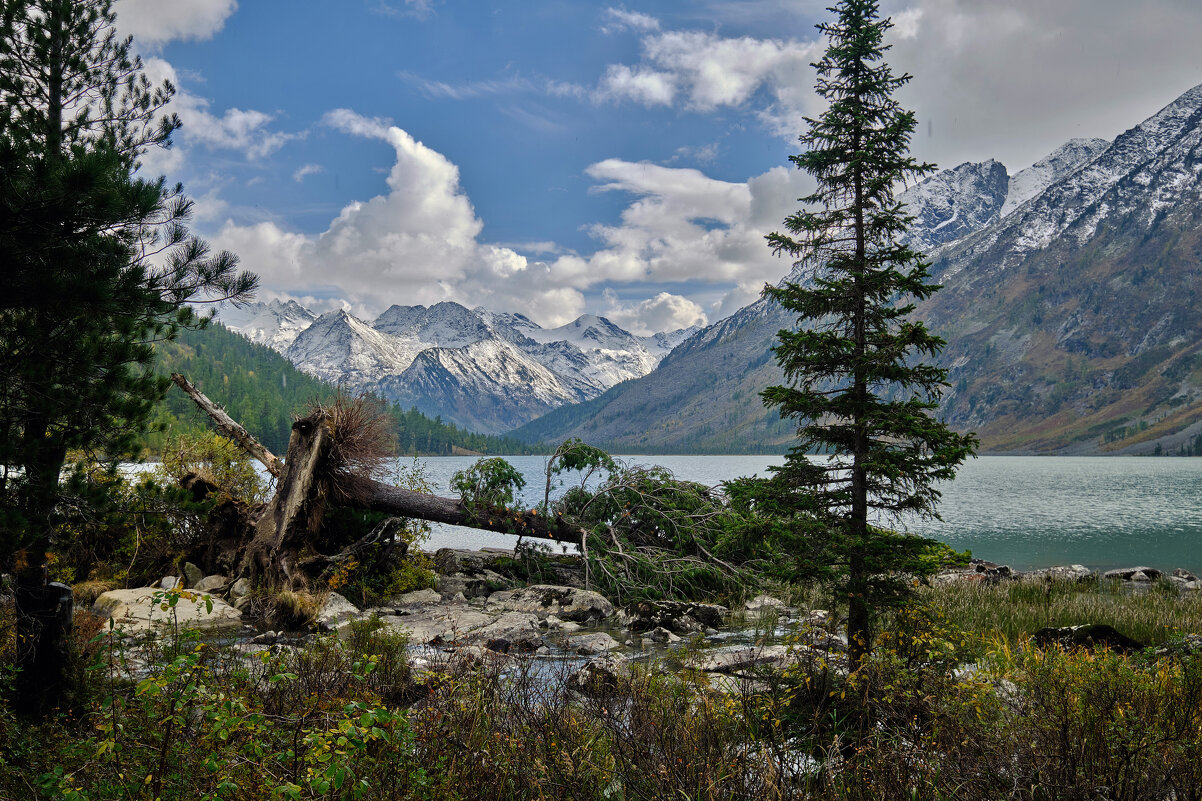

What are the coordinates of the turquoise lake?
(411, 455, 1202, 574)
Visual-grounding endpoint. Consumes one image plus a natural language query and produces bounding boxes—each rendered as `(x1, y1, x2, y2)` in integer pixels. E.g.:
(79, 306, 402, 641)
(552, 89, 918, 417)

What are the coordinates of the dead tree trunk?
(172, 375, 583, 589)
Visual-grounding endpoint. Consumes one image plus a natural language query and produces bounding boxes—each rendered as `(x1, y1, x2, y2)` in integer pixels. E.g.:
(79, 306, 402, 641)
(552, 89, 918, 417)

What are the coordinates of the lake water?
(411, 455, 1202, 574)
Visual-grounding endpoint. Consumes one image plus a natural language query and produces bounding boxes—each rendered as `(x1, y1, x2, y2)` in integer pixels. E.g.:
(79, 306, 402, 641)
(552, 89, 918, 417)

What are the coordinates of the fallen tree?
(170, 373, 762, 602)
(171, 374, 584, 591)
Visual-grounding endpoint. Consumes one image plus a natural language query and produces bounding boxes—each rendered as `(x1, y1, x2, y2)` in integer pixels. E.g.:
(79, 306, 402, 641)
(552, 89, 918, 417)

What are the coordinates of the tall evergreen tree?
(0, 0, 256, 712)
(761, 0, 976, 668)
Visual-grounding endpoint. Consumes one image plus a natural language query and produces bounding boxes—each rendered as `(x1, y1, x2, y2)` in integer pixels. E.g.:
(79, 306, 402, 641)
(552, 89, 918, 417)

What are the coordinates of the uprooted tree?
(170, 373, 760, 605)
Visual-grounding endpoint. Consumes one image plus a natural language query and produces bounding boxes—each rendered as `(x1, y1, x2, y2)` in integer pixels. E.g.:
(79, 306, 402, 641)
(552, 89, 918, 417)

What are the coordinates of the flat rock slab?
(93, 588, 242, 634)
(688, 645, 789, 673)
(378, 605, 496, 645)
(486, 584, 614, 622)
(570, 632, 622, 655)
(1103, 566, 1162, 582)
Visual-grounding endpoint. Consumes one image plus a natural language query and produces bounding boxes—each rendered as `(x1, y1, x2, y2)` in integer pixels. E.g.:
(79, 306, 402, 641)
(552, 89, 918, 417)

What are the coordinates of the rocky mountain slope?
(220, 299, 693, 434)
(512, 84, 1202, 455)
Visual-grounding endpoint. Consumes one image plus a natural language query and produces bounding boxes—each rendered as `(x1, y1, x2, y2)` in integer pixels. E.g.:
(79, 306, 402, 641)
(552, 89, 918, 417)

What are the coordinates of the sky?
(112, 0, 1202, 334)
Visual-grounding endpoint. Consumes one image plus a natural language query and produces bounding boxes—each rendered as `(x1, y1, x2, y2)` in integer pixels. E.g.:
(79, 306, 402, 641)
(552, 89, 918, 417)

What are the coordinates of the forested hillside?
(148, 323, 542, 456)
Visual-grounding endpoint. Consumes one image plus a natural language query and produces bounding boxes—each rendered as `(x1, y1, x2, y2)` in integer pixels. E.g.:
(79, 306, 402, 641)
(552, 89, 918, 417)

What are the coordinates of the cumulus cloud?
(603, 291, 707, 335)
(591, 25, 821, 134)
(211, 107, 811, 331)
(115, 0, 237, 44)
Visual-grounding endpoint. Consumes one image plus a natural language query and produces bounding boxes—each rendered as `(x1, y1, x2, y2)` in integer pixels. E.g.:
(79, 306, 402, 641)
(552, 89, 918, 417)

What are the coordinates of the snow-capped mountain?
(215, 299, 317, 351)
(221, 299, 695, 433)
(899, 159, 1009, 252)
(1000, 138, 1109, 217)
(512, 83, 1202, 455)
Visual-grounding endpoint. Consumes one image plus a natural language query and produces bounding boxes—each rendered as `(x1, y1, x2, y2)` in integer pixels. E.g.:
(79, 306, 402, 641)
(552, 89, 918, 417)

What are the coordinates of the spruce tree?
(761, 0, 976, 667)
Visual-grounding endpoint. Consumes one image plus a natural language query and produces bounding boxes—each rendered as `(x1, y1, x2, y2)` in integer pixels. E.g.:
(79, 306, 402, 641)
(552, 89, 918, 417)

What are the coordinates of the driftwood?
(172, 374, 583, 588)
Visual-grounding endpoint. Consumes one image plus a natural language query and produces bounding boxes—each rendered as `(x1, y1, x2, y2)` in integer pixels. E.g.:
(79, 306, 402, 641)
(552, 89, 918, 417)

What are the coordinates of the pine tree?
(0, 0, 256, 713)
(761, 0, 976, 668)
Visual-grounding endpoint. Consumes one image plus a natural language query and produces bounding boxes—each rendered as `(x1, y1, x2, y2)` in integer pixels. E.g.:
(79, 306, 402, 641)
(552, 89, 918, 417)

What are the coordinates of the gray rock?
(379, 604, 496, 645)
(689, 645, 789, 673)
(745, 594, 787, 613)
(1172, 567, 1199, 582)
(619, 600, 726, 633)
(647, 626, 681, 644)
(434, 548, 488, 576)
(182, 562, 204, 589)
(1103, 566, 1162, 582)
(251, 630, 279, 645)
(1027, 564, 1095, 582)
(93, 587, 242, 634)
(159, 575, 182, 591)
(569, 655, 629, 698)
(193, 575, 228, 593)
(315, 592, 360, 633)
(486, 584, 614, 622)
(544, 614, 581, 633)
(465, 611, 544, 653)
(571, 632, 622, 655)
(228, 578, 252, 603)
(389, 588, 442, 606)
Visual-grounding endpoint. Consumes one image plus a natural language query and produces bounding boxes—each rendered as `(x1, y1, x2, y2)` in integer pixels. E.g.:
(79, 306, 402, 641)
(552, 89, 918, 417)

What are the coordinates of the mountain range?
(511, 83, 1202, 455)
(218, 299, 698, 434)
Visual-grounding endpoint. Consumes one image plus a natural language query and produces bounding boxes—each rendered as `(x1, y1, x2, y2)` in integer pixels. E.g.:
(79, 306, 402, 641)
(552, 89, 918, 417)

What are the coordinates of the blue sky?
(114, 0, 1202, 333)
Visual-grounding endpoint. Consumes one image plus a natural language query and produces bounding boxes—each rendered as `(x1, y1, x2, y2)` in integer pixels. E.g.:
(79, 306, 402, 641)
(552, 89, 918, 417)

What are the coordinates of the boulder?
(434, 549, 489, 575)
(159, 575, 182, 591)
(193, 575, 228, 594)
(315, 592, 360, 632)
(379, 604, 496, 645)
(1172, 568, 1199, 582)
(93, 588, 242, 634)
(1154, 634, 1202, 657)
(182, 562, 204, 589)
(647, 626, 681, 644)
(464, 611, 544, 653)
(619, 600, 726, 633)
(486, 584, 613, 622)
(435, 569, 510, 600)
(228, 578, 252, 603)
(1033, 624, 1145, 654)
(745, 594, 788, 613)
(1027, 564, 1095, 582)
(389, 588, 442, 606)
(569, 655, 629, 698)
(689, 645, 790, 674)
(1103, 566, 1162, 582)
(571, 632, 622, 655)
(543, 614, 581, 633)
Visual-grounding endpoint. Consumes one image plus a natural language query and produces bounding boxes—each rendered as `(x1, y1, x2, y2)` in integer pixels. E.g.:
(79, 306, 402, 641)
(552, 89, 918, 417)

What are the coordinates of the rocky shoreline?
(69, 549, 1202, 689)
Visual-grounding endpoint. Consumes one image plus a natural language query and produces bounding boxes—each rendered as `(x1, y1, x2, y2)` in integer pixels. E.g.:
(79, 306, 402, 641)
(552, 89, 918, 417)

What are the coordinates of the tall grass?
(924, 577, 1202, 646)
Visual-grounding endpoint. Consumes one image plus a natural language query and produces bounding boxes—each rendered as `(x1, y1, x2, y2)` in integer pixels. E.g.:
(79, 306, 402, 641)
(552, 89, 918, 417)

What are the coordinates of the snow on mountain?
(638, 324, 704, 359)
(1001, 138, 1110, 217)
(284, 309, 426, 386)
(942, 83, 1202, 279)
(215, 299, 317, 350)
(221, 298, 686, 433)
(900, 159, 1010, 253)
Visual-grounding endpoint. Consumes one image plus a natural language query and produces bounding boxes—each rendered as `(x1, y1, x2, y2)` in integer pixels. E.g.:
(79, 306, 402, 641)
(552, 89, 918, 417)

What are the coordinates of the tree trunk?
(12, 580, 73, 717)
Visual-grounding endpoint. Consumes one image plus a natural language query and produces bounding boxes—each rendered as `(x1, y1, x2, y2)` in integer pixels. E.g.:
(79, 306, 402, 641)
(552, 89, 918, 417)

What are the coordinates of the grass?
(924, 576, 1202, 647)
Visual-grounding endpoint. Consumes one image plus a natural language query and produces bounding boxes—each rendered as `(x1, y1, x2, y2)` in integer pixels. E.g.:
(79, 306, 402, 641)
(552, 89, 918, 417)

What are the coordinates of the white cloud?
(592, 26, 822, 134)
(293, 163, 324, 182)
(212, 108, 811, 330)
(603, 291, 707, 336)
(115, 0, 237, 44)
(601, 8, 661, 34)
